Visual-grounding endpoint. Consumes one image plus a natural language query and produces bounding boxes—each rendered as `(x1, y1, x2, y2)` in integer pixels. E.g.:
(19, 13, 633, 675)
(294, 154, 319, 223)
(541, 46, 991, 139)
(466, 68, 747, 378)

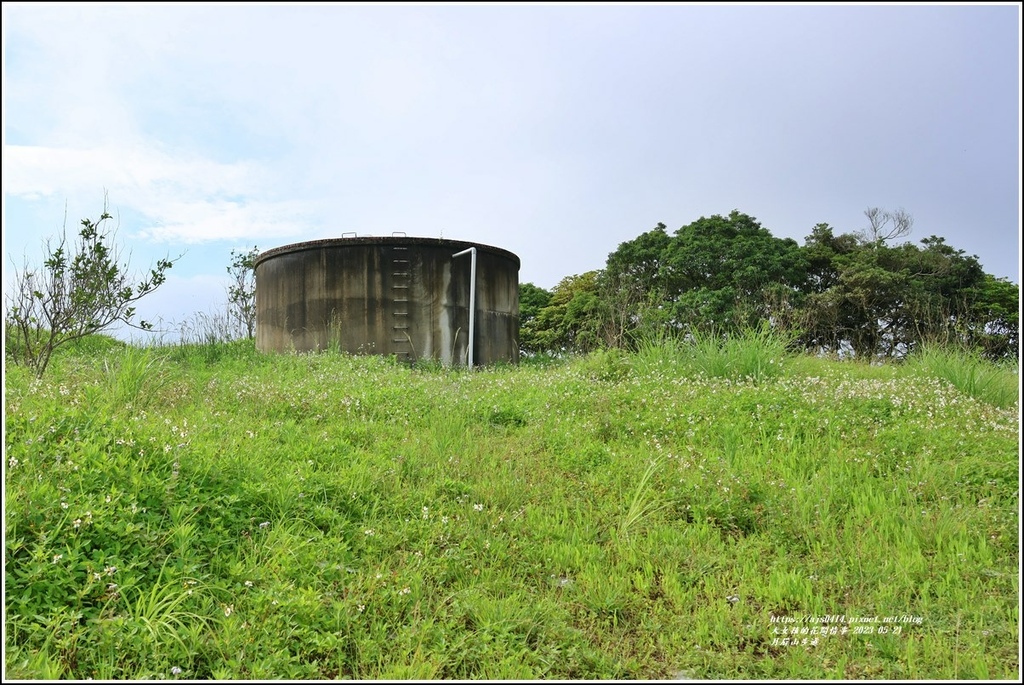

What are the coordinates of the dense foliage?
(520, 210, 1018, 361)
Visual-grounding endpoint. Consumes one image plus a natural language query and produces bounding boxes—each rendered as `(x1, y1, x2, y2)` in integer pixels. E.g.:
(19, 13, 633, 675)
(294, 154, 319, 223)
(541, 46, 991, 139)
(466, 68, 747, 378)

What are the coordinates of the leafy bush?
(5, 201, 176, 377)
(575, 347, 633, 381)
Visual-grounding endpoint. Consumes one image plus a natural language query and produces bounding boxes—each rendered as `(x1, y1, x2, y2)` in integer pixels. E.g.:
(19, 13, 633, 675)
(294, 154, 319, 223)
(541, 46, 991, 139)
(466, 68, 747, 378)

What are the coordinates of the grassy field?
(3, 334, 1019, 680)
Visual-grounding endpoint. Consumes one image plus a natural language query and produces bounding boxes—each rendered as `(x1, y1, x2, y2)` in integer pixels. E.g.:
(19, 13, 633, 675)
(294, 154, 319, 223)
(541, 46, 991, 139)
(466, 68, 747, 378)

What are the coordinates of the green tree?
(5, 202, 177, 376)
(662, 211, 807, 333)
(801, 223, 860, 293)
(796, 222, 1009, 360)
(518, 282, 552, 355)
(962, 273, 1019, 360)
(531, 271, 607, 355)
(831, 250, 908, 358)
(602, 223, 675, 347)
(530, 207, 1015, 362)
(227, 246, 260, 339)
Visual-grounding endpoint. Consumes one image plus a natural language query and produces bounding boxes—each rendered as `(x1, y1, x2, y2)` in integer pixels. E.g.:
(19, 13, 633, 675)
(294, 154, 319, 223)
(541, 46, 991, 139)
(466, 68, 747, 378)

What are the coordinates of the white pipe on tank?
(452, 247, 477, 369)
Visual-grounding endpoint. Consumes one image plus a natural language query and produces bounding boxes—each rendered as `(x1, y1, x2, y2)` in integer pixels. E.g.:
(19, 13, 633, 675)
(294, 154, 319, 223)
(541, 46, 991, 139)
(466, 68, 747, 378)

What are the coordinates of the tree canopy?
(521, 209, 1018, 361)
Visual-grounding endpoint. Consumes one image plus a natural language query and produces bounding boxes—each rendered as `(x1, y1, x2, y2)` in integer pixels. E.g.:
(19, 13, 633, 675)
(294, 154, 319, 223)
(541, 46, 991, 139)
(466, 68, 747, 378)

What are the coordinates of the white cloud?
(4, 144, 262, 198)
(4, 143, 316, 244)
(134, 198, 322, 245)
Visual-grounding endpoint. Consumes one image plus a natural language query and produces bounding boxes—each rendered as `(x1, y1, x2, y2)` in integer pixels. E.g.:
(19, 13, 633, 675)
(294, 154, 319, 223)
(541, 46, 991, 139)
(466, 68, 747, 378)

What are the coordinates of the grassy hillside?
(4, 336, 1019, 679)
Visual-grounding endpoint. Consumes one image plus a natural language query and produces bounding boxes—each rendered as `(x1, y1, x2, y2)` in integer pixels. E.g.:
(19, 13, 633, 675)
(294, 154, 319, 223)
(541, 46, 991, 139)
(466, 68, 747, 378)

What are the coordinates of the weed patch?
(4, 342, 1019, 679)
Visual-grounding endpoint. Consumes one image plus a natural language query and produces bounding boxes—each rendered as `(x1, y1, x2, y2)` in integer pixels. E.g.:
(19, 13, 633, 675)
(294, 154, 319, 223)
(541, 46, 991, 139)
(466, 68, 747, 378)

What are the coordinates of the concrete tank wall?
(254, 237, 520, 365)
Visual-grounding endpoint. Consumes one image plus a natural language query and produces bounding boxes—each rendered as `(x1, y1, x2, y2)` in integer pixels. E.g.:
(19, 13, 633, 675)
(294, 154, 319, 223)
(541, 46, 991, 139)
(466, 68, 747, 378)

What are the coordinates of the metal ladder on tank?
(390, 237, 413, 362)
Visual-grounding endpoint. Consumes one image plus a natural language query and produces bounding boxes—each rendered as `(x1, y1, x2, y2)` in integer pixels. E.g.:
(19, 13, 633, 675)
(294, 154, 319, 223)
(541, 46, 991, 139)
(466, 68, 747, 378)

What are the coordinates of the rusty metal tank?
(254, 236, 520, 365)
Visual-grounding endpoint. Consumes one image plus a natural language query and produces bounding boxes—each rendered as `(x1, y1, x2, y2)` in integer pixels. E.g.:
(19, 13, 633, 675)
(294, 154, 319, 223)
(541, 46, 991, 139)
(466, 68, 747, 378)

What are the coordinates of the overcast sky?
(3, 3, 1021, 342)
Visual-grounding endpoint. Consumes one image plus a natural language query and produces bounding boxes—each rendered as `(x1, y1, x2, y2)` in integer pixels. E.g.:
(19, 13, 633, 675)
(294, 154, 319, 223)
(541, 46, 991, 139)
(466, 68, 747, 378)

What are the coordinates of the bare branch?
(861, 206, 914, 245)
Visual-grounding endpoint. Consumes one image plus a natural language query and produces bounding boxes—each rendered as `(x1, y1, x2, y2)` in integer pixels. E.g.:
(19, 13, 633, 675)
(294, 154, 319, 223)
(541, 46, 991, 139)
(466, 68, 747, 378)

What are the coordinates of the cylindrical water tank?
(254, 237, 520, 365)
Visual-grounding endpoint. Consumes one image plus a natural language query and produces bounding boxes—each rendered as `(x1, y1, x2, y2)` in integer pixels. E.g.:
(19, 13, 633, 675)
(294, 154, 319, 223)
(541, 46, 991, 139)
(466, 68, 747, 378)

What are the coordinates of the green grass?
(633, 324, 792, 384)
(4, 336, 1019, 679)
(904, 344, 1019, 410)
